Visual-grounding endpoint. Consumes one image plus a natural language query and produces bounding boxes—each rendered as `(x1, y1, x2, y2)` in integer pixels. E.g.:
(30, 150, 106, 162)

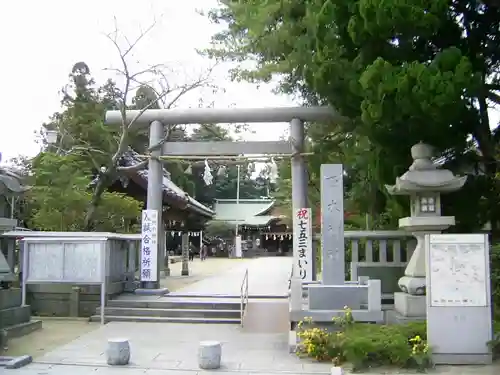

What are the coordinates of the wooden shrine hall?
(213, 198, 292, 256)
(105, 149, 215, 253)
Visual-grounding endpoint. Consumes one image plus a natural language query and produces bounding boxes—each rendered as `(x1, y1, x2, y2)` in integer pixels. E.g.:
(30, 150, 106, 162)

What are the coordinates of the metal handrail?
(240, 268, 249, 327)
(288, 264, 294, 289)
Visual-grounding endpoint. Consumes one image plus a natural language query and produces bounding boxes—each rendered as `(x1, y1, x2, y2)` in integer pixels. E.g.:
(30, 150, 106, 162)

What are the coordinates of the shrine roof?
(0, 166, 30, 195)
(103, 149, 214, 218)
(215, 215, 281, 227)
(2, 230, 141, 240)
(213, 199, 283, 226)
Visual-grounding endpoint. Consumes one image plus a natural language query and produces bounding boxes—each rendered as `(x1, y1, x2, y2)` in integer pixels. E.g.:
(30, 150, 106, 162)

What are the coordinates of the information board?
(22, 238, 107, 325)
(428, 234, 488, 307)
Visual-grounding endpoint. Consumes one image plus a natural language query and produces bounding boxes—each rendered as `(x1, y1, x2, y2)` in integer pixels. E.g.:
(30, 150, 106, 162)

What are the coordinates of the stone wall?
(26, 282, 124, 317)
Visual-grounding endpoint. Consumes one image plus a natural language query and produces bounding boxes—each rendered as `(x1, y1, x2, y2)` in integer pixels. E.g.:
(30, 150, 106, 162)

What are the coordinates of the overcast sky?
(0, 0, 498, 164)
(0, 0, 296, 163)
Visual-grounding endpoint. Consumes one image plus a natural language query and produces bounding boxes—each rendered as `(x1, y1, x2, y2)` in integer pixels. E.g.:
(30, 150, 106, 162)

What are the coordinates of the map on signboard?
(429, 240, 487, 307)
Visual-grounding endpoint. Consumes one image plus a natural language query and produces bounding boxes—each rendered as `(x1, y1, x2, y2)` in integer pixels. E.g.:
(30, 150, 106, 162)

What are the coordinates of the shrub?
(296, 307, 431, 372)
(488, 320, 500, 359)
(491, 244, 500, 313)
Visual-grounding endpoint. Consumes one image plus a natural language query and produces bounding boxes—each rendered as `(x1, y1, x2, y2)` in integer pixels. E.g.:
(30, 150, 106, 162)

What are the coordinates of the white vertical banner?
(140, 209, 159, 281)
(293, 208, 313, 282)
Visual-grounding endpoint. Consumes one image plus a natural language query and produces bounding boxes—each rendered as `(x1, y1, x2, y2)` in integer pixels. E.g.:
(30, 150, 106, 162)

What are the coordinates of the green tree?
(24, 153, 141, 232)
(165, 123, 270, 205)
(206, 0, 500, 232)
(31, 20, 219, 230)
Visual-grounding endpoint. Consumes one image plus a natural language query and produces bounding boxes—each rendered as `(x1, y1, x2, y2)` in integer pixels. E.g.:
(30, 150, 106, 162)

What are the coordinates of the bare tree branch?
(84, 18, 217, 229)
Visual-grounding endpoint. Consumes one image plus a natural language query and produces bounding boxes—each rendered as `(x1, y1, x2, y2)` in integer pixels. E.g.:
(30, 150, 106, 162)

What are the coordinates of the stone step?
(96, 307, 241, 319)
(108, 299, 242, 310)
(167, 293, 287, 299)
(89, 315, 241, 324)
(0, 289, 22, 310)
(4, 320, 42, 338)
(0, 306, 31, 329)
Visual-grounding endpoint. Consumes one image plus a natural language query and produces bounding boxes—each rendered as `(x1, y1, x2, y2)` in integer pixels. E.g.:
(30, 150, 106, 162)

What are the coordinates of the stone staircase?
(91, 295, 242, 324)
(244, 249, 291, 258)
(0, 288, 42, 338)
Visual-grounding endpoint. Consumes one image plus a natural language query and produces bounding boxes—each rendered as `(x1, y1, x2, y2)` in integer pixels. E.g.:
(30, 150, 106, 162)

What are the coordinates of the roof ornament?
(203, 159, 213, 186)
(269, 158, 279, 183)
(217, 165, 227, 177)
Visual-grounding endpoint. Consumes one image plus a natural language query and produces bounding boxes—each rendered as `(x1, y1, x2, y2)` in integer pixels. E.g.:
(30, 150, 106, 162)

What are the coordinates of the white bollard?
(106, 338, 131, 366)
(331, 366, 344, 375)
(198, 341, 222, 369)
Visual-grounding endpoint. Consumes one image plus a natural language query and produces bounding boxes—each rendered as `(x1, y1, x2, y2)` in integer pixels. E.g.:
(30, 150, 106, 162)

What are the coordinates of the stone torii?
(105, 106, 343, 291)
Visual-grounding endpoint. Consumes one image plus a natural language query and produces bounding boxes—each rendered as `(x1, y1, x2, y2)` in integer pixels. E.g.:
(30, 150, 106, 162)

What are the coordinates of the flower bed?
(296, 307, 431, 372)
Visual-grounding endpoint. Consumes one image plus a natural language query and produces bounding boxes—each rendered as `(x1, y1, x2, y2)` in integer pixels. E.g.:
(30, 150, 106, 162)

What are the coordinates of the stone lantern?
(0, 164, 31, 284)
(385, 142, 467, 320)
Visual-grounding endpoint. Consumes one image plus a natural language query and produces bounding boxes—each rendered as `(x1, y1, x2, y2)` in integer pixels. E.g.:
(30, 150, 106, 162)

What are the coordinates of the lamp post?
(46, 130, 58, 145)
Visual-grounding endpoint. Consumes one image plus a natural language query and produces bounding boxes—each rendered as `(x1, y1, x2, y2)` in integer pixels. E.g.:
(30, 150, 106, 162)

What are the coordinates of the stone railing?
(346, 230, 415, 300)
(312, 230, 416, 300)
(0, 231, 140, 317)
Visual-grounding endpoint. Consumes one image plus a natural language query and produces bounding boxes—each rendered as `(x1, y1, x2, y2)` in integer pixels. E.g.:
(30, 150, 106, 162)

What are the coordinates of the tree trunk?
(474, 91, 500, 238)
(84, 170, 113, 231)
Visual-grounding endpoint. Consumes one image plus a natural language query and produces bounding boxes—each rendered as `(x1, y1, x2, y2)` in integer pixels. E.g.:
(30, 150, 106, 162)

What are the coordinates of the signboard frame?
(425, 233, 492, 364)
(21, 237, 107, 325)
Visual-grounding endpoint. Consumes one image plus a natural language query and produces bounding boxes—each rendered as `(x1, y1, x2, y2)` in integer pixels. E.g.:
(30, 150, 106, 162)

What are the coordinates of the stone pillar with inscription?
(385, 142, 467, 321)
(320, 164, 345, 285)
(181, 234, 189, 276)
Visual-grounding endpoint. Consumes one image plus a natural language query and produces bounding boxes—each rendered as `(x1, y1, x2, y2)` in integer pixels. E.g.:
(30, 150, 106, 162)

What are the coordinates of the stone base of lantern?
(393, 292, 426, 319)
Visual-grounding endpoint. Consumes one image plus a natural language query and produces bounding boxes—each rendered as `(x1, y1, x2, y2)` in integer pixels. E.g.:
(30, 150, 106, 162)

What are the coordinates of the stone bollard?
(331, 366, 344, 375)
(106, 338, 130, 366)
(198, 341, 222, 369)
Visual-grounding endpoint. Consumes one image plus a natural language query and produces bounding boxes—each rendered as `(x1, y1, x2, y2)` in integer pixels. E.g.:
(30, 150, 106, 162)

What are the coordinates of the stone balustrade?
(307, 230, 415, 301)
(345, 231, 416, 300)
(344, 231, 415, 264)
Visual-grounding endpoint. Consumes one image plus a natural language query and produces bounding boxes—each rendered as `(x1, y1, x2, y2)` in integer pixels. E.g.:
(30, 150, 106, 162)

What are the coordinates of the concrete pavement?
(12, 321, 333, 374)
(8, 257, 500, 374)
(10, 321, 500, 374)
(170, 257, 292, 297)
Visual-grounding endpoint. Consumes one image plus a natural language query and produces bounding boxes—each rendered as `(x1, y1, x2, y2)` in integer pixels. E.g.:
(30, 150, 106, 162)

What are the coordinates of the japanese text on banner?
(293, 208, 313, 282)
(141, 209, 159, 282)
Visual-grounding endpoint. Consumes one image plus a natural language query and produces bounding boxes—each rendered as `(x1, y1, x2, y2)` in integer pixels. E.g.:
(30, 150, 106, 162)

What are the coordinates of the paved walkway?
(160, 258, 252, 292)
(12, 321, 500, 375)
(170, 257, 292, 297)
(13, 321, 332, 374)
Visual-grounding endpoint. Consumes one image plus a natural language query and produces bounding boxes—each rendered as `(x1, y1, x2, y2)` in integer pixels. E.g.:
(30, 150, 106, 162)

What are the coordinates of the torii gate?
(105, 106, 341, 291)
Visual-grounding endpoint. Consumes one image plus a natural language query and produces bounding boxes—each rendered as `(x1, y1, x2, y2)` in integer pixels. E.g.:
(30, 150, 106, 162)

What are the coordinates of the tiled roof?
(102, 149, 215, 218)
(213, 199, 283, 226)
(0, 166, 30, 194)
